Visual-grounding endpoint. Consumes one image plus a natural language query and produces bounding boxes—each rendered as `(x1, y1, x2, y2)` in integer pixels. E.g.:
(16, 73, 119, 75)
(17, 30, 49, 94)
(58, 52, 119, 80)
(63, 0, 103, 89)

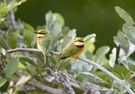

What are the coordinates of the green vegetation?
(0, 0, 135, 94)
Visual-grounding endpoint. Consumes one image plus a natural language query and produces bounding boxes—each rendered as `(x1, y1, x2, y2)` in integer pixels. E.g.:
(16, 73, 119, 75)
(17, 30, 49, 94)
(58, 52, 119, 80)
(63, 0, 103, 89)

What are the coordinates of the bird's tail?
(56, 59, 68, 71)
(43, 53, 50, 68)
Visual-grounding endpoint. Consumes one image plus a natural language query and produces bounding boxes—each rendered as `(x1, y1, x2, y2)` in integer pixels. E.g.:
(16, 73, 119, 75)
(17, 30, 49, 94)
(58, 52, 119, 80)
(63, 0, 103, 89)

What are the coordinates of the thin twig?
(77, 57, 134, 94)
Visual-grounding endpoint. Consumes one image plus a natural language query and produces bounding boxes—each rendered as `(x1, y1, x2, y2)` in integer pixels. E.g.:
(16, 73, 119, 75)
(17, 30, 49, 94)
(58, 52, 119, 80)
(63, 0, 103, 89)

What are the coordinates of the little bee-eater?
(57, 37, 85, 70)
(35, 29, 53, 67)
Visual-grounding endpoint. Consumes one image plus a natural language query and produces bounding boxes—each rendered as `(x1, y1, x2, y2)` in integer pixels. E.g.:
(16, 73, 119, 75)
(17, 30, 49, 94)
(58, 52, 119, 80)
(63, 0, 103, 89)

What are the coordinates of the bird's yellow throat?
(37, 34, 45, 38)
(74, 41, 84, 46)
(73, 37, 84, 47)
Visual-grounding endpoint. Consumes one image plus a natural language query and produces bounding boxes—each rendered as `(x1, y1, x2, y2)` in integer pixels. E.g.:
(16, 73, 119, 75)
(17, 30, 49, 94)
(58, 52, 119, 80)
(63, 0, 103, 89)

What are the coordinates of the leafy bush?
(0, 0, 135, 94)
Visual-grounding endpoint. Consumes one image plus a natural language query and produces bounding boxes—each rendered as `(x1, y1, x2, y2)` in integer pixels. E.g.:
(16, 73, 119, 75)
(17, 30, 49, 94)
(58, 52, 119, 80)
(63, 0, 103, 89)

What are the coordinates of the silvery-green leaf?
(115, 6, 134, 25)
(84, 33, 96, 42)
(45, 11, 62, 38)
(118, 48, 127, 62)
(122, 23, 135, 45)
(95, 46, 110, 64)
(113, 80, 128, 93)
(109, 48, 117, 67)
(127, 41, 135, 57)
(114, 30, 129, 54)
(76, 72, 106, 83)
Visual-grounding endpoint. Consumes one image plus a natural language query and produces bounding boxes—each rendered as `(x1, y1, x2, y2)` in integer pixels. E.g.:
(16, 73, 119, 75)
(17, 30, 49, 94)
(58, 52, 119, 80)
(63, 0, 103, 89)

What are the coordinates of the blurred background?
(15, 0, 135, 48)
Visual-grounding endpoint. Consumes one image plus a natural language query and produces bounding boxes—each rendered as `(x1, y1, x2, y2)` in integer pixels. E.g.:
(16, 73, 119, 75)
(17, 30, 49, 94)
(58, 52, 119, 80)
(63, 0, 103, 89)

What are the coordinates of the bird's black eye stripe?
(74, 40, 84, 42)
(37, 32, 46, 35)
(76, 45, 84, 48)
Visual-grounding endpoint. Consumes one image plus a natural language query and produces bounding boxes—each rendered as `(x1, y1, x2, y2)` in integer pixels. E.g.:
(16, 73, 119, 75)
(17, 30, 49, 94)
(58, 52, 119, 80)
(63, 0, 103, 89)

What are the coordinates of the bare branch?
(6, 48, 41, 53)
(6, 48, 60, 55)
(28, 80, 66, 94)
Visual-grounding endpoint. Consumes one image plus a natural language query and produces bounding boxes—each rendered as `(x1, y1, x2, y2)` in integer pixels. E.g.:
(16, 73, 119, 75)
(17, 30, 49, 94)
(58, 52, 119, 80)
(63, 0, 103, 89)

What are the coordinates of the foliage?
(0, 1, 135, 94)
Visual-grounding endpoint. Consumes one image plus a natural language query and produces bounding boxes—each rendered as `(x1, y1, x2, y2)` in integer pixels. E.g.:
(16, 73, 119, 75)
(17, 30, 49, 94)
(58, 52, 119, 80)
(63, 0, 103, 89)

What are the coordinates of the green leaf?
(0, 0, 26, 17)
(4, 58, 19, 78)
(95, 46, 110, 64)
(0, 81, 9, 92)
(109, 48, 117, 67)
(0, 78, 7, 87)
(7, 31, 18, 48)
(115, 6, 134, 25)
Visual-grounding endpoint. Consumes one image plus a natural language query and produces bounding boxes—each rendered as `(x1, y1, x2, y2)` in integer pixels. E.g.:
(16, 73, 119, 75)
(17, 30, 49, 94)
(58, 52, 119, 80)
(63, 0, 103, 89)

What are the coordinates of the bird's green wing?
(60, 42, 80, 59)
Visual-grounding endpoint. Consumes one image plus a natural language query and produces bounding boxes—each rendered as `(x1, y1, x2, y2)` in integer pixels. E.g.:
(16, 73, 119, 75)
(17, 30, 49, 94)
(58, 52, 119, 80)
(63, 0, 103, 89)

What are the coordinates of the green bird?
(57, 37, 85, 71)
(35, 29, 53, 67)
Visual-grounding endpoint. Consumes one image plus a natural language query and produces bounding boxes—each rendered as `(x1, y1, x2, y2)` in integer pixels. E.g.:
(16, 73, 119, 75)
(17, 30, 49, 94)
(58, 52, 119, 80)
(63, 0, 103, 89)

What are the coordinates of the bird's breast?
(37, 38, 43, 50)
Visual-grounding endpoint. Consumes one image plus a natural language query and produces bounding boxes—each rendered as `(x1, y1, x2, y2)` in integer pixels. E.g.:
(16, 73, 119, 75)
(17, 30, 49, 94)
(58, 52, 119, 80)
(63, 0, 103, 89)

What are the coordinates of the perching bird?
(57, 37, 85, 70)
(35, 29, 53, 67)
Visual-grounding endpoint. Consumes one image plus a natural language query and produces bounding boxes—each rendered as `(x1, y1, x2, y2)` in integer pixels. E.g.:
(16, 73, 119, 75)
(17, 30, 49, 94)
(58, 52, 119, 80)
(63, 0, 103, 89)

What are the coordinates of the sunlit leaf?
(4, 58, 19, 78)
(109, 48, 117, 67)
(115, 6, 134, 25)
(54, 13, 65, 27)
(84, 33, 96, 53)
(0, 0, 26, 17)
(0, 48, 6, 56)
